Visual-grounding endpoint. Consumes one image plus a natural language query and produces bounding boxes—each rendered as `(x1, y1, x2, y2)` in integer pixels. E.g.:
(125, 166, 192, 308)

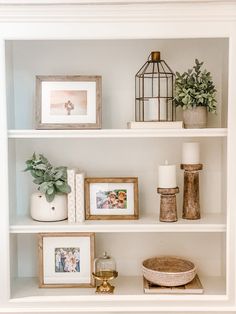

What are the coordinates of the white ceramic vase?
(30, 192, 68, 222)
(183, 106, 207, 129)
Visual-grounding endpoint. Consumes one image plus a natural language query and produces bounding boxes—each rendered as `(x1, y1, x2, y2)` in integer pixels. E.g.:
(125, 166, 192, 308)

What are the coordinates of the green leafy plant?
(24, 153, 71, 202)
(174, 59, 217, 113)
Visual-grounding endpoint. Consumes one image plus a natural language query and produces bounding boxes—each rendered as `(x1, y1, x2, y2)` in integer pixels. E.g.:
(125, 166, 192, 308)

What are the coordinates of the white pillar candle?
(158, 160, 177, 188)
(146, 98, 167, 121)
(182, 142, 200, 164)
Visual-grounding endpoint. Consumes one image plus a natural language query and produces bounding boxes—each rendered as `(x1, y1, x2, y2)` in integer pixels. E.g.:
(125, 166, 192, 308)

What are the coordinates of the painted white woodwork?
(0, 0, 235, 313)
(11, 276, 226, 301)
(8, 128, 228, 138)
(8, 276, 229, 313)
(0, 38, 11, 307)
(10, 213, 226, 233)
(3, 0, 236, 4)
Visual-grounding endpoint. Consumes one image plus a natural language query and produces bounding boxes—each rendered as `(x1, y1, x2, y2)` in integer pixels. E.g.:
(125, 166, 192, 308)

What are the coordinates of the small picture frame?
(85, 177, 139, 220)
(38, 232, 95, 288)
(36, 75, 102, 129)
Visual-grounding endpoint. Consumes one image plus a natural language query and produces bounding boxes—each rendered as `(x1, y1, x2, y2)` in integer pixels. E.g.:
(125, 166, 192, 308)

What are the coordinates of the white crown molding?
(0, 0, 236, 4)
(0, 1, 235, 22)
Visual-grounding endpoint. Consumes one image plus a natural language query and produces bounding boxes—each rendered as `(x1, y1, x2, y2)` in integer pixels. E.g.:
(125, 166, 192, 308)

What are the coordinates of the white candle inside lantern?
(146, 98, 167, 121)
(182, 142, 200, 164)
(158, 160, 177, 188)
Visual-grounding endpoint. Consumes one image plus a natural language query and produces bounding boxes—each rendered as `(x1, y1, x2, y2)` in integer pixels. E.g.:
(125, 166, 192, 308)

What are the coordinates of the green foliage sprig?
(174, 59, 217, 113)
(24, 153, 71, 202)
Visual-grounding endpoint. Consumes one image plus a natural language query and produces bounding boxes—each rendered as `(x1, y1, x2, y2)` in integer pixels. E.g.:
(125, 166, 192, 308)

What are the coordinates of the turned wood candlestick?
(181, 164, 203, 220)
(157, 187, 179, 222)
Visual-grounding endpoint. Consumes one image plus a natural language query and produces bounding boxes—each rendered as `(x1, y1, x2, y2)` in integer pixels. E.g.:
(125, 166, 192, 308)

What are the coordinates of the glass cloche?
(93, 252, 118, 293)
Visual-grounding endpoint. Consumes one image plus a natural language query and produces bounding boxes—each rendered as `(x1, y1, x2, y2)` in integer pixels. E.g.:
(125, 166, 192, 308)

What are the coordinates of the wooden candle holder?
(157, 187, 179, 222)
(181, 164, 203, 220)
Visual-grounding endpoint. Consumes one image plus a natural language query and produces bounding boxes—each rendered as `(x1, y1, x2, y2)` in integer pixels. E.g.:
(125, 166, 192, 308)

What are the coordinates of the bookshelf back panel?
(5, 38, 228, 130)
(12, 232, 225, 278)
(9, 137, 226, 220)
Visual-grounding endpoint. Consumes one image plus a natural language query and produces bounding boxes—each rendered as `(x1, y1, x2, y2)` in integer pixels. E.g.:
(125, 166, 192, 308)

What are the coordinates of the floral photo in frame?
(36, 75, 102, 129)
(85, 177, 139, 220)
(38, 232, 95, 288)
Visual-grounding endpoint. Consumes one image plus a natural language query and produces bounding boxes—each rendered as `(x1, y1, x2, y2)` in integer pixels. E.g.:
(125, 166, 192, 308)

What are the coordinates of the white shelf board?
(10, 213, 226, 233)
(8, 128, 227, 139)
(10, 276, 226, 303)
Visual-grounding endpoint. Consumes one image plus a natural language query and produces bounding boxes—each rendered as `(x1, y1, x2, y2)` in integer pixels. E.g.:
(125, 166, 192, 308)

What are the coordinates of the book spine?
(75, 173, 85, 223)
(67, 169, 76, 223)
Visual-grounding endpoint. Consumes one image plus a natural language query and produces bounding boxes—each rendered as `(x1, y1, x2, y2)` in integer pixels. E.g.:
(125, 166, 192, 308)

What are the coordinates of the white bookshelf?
(10, 213, 226, 233)
(8, 128, 227, 139)
(1, 1, 236, 313)
(11, 276, 226, 302)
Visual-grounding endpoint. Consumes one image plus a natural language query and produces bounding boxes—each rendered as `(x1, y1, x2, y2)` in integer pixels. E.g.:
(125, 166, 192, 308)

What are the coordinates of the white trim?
(225, 32, 236, 303)
(0, 0, 236, 4)
(0, 0, 235, 6)
(10, 213, 226, 233)
(0, 39, 10, 303)
(9, 276, 227, 304)
(0, 0, 235, 311)
(8, 128, 228, 138)
(0, 3, 236, 23)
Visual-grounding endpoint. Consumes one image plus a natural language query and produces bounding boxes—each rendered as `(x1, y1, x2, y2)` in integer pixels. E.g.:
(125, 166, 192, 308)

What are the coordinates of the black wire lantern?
(135, 51, 175, 122)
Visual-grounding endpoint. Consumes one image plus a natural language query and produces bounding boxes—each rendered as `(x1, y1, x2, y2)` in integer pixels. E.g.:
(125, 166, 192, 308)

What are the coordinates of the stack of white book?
(67, 169, 85, 223)
(127, 121, 183, 129)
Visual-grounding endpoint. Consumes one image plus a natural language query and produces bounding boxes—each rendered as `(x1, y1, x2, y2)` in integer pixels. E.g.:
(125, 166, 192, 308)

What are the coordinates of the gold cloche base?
(92, 271, 118, 294)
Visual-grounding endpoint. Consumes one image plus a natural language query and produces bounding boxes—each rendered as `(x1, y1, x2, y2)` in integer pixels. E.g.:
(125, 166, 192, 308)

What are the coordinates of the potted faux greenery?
(24, 153, 71, 222)
(175, 59, 217, 128)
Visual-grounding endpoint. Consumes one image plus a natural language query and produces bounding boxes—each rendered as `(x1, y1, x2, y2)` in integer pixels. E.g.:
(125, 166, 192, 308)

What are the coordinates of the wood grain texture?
(38, 232, 95, 288)
(35, 75, 102, 130)
(181, 164, 203, 171)
(85, 177, 139, 220)
(181, 164, 203, 220)
(157, 187, 179, 195)
(157, 187, 179, 222)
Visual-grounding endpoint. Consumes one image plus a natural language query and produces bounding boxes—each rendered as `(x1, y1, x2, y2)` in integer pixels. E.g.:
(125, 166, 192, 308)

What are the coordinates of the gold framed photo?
(36, 75, 102, 129)
(38, 232, 95, 288)
(85, 177, 139, 220)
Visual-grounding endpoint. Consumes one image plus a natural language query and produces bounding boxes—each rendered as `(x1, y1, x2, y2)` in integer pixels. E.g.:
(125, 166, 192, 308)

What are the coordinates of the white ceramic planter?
(30, 192, 68, 222)
(183, 106, 207, 129)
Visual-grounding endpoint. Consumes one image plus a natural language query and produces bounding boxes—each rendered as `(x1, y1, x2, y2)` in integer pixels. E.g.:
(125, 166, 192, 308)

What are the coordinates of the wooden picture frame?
(85, 177, 139, 220)
(38, 232, 95, 288)
(36, 75, 102, 129)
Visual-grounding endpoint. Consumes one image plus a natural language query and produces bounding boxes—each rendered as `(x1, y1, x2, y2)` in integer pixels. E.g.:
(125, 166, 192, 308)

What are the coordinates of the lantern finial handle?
(150, 51, 161, 62)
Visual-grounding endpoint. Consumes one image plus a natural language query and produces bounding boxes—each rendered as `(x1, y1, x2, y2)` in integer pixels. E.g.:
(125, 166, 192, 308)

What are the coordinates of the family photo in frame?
(85, 177, 139, 220)
(38, 232, 95, 288)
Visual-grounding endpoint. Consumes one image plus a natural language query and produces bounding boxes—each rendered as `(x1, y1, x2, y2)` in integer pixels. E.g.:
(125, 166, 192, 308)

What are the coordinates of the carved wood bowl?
(142, 256, 196, 287)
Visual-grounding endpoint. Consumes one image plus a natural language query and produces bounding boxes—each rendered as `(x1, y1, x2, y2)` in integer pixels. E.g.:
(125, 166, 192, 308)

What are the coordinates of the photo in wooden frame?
(38, 232, 95, 288)
(36, 75, 102, 129)
(85, 177, 139, 220)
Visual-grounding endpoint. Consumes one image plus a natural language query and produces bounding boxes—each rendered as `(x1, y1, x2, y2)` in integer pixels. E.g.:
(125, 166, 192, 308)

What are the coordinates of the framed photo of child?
(85, 177, 139, 220)
(35, 75, 102, 129)
(38, 232, 95, 288)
